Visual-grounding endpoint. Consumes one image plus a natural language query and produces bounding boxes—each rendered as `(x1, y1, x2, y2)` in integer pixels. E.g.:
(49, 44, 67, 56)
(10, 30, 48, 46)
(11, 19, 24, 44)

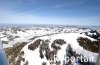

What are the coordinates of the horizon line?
(0, 23, 100, 26)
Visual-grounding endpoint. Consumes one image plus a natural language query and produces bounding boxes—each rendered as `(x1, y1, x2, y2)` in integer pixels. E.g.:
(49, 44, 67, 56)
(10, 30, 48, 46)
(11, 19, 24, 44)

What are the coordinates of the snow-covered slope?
(20, 33, 98, 65)
(0, 26, 92, 48)
(0, 25, 100, 65)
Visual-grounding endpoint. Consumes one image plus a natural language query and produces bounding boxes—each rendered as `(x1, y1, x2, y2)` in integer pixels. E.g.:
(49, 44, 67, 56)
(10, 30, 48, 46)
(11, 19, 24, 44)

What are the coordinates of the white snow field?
(21, 33, 98, 65)
(0, 25, 100, 65)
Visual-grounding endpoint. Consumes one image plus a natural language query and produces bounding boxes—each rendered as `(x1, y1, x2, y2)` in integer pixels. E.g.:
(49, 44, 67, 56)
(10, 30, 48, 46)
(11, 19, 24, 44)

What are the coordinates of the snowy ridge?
(0, 25, 100, 65)
(0, 26, 93, 48)
(21, 33, 98, 65)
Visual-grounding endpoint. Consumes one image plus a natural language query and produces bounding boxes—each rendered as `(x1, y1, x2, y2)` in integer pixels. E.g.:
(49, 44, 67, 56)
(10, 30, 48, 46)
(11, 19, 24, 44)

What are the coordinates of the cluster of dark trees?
(28, 39, 43, 50)
(51, 39, 66, 50)
(77, 37, 100, 53)
(85, 30, 100, 39)
(5, 42, 27, 65)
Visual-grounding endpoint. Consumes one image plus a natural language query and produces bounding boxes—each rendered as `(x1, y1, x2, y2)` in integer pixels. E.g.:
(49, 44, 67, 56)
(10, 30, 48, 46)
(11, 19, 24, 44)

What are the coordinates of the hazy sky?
(0, 0, 100, 25)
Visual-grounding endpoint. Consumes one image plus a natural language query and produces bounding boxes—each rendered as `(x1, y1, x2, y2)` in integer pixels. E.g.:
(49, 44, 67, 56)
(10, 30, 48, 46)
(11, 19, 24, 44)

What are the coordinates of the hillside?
(0, 25, 99, 65)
